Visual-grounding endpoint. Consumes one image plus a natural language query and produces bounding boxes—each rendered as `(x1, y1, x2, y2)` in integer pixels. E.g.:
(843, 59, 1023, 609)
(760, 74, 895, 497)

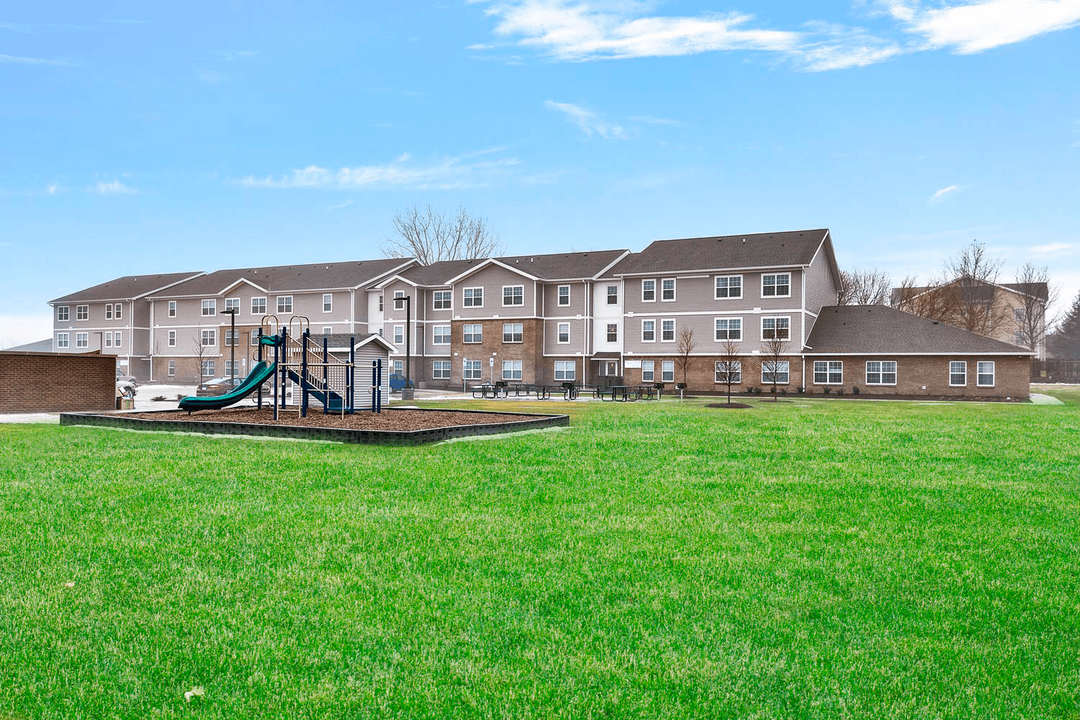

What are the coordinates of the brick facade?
(0, 352, 116, 413)
(449, 319, 545, 386)
(623, 354, 804, 392)
(803, 354, 1030, 399)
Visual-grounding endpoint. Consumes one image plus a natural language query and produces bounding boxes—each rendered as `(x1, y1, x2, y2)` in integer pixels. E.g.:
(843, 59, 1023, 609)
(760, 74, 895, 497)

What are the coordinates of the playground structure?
(178, 315, 384, 417)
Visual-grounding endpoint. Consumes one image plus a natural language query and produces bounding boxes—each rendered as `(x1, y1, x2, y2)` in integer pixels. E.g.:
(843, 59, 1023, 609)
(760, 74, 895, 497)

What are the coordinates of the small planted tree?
(716, 339, 741, 404)
(761, 335, 788, 402)
(676, 327, 696, 388)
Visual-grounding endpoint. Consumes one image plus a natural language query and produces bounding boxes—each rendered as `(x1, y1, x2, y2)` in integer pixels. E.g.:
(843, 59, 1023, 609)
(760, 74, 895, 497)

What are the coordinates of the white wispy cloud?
(238, 147, 520, 191)
(931, 184, 962, 201)
(0, 53, 72, 66)
(1032, 241, 1075, 254)
(94, 179, 137, 195)
(629, 115, 684, 126)
(888, 0, 1080, 53)
(46, 182, 59, 195)
(544, 100, 628, 139)
(326, 199, 356, 210)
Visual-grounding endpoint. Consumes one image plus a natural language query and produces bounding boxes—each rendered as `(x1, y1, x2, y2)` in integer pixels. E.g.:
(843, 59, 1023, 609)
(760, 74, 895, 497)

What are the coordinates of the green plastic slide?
(178, 360, 277, 412)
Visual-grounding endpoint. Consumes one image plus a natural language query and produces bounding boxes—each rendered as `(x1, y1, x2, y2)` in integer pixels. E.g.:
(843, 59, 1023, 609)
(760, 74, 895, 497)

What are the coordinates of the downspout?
(583, 279, 590, 386)
(148, 300, 154, 382)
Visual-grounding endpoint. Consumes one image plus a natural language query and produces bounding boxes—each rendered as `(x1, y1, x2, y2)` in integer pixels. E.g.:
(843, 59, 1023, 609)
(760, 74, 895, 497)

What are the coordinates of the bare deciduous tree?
(382, 205, 503, 264)
(676, 327, 696, 387)
(944, 239, 1007, 335)
(1012, 262, 1054, 354)
(716, 339, 742, 404)
(761, 334, 788, 402)
(193, 338, 211, 385)
(838, 268, 892, 305)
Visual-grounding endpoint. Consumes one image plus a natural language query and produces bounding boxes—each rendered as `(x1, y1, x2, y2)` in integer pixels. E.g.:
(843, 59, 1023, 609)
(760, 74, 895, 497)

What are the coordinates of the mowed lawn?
(2, 395, 1079, 719)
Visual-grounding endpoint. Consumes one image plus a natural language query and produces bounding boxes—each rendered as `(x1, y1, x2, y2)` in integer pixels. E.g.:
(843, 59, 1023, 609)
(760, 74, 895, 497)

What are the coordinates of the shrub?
(852, 386, 860, 395)
(824, 387, 832, 394)
(837, 388, 845, 396)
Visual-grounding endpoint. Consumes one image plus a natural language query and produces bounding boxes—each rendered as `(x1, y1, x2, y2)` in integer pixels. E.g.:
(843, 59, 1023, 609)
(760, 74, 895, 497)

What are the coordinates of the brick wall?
(450, 319, 544, 386)
(803, 354, 1030, 399)
(0, 352, 116, 413)
(622, 354, 804, 393)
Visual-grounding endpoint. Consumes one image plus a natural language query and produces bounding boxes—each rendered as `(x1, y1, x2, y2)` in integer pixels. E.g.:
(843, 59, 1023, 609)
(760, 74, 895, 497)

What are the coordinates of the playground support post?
(348, 337, 355, 414)
(323, 336, 330, 416)
(300, 329, 310, 418)
(256, 328, 264, 410)
(280, 326, 288, 412)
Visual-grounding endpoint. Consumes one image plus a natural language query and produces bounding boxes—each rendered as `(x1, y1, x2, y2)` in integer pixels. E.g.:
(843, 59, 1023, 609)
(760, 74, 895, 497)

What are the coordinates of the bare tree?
(944, 239, 1007, 335)
(192, 338, 211, 385)
(761, 334, 788, 402)
(838, 268, 892, 305)
(1012, 262, 1054, 354)
(676, 327, 696, 387)
(381, 205, 503, 264)
(716, 340, 742, 404)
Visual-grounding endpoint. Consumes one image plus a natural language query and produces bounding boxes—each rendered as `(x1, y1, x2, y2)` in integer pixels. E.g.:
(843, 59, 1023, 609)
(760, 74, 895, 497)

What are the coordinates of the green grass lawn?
(2, 396, 1080, 718)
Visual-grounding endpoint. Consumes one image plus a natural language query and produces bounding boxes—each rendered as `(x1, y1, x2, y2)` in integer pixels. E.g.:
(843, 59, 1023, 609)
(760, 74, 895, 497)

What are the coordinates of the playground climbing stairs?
(283, 334, 349, 412)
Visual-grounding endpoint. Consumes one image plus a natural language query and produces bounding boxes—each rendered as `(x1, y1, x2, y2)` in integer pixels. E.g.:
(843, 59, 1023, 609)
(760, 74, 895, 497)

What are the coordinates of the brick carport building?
(804, 305, 1032, 400)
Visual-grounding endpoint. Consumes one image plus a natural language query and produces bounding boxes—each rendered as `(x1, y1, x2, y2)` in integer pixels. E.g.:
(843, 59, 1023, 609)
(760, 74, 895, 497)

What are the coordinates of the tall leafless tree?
(381, 205, 503, 264)
(761, 335, 788, 402)
(838, 268, 892, 305)
(192, 338, 212, 385)
(676, 327, 696, 387)
(1012, 262, 1054, 354)
(716, 339, 742, 404)
(944, 239, 1007, 335)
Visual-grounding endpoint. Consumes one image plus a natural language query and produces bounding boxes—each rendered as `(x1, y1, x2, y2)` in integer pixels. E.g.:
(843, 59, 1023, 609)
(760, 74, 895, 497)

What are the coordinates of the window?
(642, 279, 656, 302)
(76, 305, 88, 321)
(661, 360, 675, 383)
(225, 329, 243, 347)
(433, 291, 452, 310)
(225, 298, 240, 313)
(104, 333, 112, 348)
(323, 294, 333, 313)
(463, 324, 483, 343)
(202, 360, 215, 377)
(322, 327, 332, 335)
(251, 332, 261, 346)
(167, 359, 176, 377)
(1014, 307, 1026, 322)
(114, 303, 122, 320)
(56, 333, 69, 349)
(949, 361, 967, 386)
(251, 297, 266, 315)
(641, 360, 655, 383)
(201, 329, 216, 347)
(105, 304, 113, 320)
(642, 320, 656, 342)
(464, 360, 483, 381)
(606, 324, 618, 343)
(57, 306, 69, 321)
(113, 332, 122, 348)
(393, 360, 403, 375)
(169, 301, 177, 318)
(977, 361, 995, 387)
(554, 360, 576, 381)
(201, 299, 216, 316)
(502, 360, 522, 381)
(503, 285, 524, 306)
(661, 278, 676, 301)
(813, 360, 843, 385)
(761, 316, 790, 340)
(715, 318, 742, 341)
(715, 361, 742, 384)
(557, 323, 570, 344)
(661, 319, 675, 342)
(715, 275, 743, 299)
(168, 330, 176, 347)
(433, 326, 451, 345)
(558, 285, 570, 306)
(394, 290, 405, 301)
(433, 360, 451, 380)
(866, 360, 897, 385)
(393, 326, 404, 345)
(762, 273, 791, 297)
(378, 295, 384, 312)
(463, 287, 483, 307)
(762, 360, 790, 384)
(502, 323, 523, 343)
(76, 332, 88, 348)
(277, 296, 292, 314)
(225, 360, 240, 376)
(607, 286, 618, 305)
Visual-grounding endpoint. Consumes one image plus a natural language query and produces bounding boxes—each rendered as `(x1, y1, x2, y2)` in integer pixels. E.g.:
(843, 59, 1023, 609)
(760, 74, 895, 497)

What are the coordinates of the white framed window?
(104, 333, 112, 348)
(378, 295, 384, 312)
(201, 299, 216, 316)
(762, 360, 790, 384)
(463, 324, 483, 343)
(225, 298, 240, 313)
(661, 360, 675, 382)
(714, 317, 742, 341)
(813, 360, 843, 385)
(393, 359, 403, 375)
(977, 361, 995, 387)
(715, 361, 742, 384)
(251, 297, 266, 315)
(76, 332, 88, 348)
(225, 329, 243, 347)
(168, 300, 177, 318)
(463, 359, 483, 381)
(642, 279, 656, 302)
(866, 360, 897, 385)
(607, 286, 618, 305)
(322, 294, 333, 313)
(433, 290, 452, 310)
(661, 319, 675, 342)
(502, 323, 523, 343)
(661, 278, 676, 302)
(394, 290, 405, 301)
(432, 360, 451, 380)
(201, 329, 216, 347)
(557, 323, 570, 344)
(503, 285, 524, 306)
(463, 287, 483, 307)
(168, 330, 176, 347)
(202, 360, 215, 377)
(76, 305, 88, 321)
(393, 325, 404, 345)
(715, 275, 743, 299)
(251, 332, 261, 346)
(641, 319, 656, 342)
(167, 359, 176, 377)
(761, 316, 790, 340)
(322, 326, 332, 335)
(113, 332, 122, 348)
(57, 306, 69, 321)
(1014, 307, 1026, 322)
(641, 360, 655, 383)
(557, 285, 570, 306)
(433, 326, 451, 345)
(949, 360, 967, 387)
(554, 360, 576, 381)
(114, 303, 122, 320)
(225, 360, 240, 376)
(56, 332, 69, 348)
(105, 304, 113, 320)
(277, 296, 292, 314)
(762, 273, 791, 298)
(502, 360, 522, 381)
(606, 324, 618, 343)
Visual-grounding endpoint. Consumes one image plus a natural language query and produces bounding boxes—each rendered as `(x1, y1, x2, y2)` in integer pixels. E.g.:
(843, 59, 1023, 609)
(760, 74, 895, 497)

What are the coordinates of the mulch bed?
(128, 407, 532, 431)
(706, 402, 753, 409)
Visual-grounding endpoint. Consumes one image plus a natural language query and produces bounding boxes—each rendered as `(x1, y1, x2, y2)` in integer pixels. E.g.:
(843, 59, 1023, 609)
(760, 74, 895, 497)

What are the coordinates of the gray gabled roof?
(805, 305, 1032, 355)
(493, 249, 630, 280)
(891, 278, 1051, 305)
(0, 338, 53, 353)
(148, 258, 413, 298)
(50, 271, 204, 303)
(397, 259, 484, 287)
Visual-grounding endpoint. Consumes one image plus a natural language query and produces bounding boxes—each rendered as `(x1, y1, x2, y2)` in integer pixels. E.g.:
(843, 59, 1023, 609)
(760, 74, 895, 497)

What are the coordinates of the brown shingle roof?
(148, 259, 413, 298)
(399, 259, 483, 286)
(492, 249, 629, 280)
(805, 305, 1032, 355)
(50, 272, 204, 303)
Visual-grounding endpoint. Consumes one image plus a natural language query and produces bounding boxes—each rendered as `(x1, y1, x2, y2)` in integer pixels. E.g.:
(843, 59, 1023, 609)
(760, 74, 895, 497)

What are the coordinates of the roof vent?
(742, 238, 746, 243)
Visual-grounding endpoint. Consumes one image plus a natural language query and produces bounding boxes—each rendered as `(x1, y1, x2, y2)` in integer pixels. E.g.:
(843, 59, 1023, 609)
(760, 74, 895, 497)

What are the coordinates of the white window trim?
(761, 272, 792, 299)
(812, 360, 843, 385)
(463, 359, 483, 381)
(393, 325, 404, 345)
(865, 360, 898, 386)
(432, 360, 451, 380)
(714, 360, 742, 384)
(502, 323, 523, 344)
(433, 326, 451, 345)
(251, 297, 266, 315)
(606, 323, 618, 343)
(114, 332, 122, 348)
(502, 360, 523, 381)
(56, 332, 69, 348)
(322, 294, 333, 313)
(661, 360, 675, 383)
(761, 360, 791, 385)
(168, 330, 176, 347)
(660, 278, 677, 302)
(76, 305, 89, 321)
(714, 274, 743, 300)
(168, 301, 177, 318)
(75, 332, 88, 348)
(463, 287, 484, 308)
(105, 305, 113, 320)
(554, 360, 576, 381)
(201, 329, 217, 347)
(949, 360, 967, 387)
(606, 285, 619, 304)
(557, 285, 570, 307)
(660, 318, 676, 343)
(557, 322, 570, 344)
(641, 319, 656, 343)
(167, 359, 176, 377)
(201, 299, 217, 317)
(115, 303, 122, 320)
(641, 360, 655, 383)
(714, 317, 742, 342)
(463, 324, 483, 344)
(502, 285, 525, 307)
(761, 315, 791, 341)
(276, 296, 293, 314)
(977, 360, 996, 387)
(642, 279, 657, 303)
(432, 290, 452, 311)
(57, 306, 69, 321)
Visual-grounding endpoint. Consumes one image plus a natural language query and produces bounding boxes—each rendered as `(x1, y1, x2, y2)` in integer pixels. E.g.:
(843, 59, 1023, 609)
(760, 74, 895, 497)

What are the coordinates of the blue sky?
(2, 0, 1079, 347)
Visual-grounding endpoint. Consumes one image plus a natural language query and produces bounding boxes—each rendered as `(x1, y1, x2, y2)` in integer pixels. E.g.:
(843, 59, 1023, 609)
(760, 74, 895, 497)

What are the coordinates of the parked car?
(116, 370, 137, 386)
(196, 376, 244, 396)
(389, 373, 414, 391)
(116, 380, 137, 398)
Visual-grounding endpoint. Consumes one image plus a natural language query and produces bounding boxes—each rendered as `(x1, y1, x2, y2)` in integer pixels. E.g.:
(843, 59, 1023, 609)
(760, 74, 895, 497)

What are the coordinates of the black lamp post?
(394, 295, 413, 400)
(223, 307, 237, 384)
